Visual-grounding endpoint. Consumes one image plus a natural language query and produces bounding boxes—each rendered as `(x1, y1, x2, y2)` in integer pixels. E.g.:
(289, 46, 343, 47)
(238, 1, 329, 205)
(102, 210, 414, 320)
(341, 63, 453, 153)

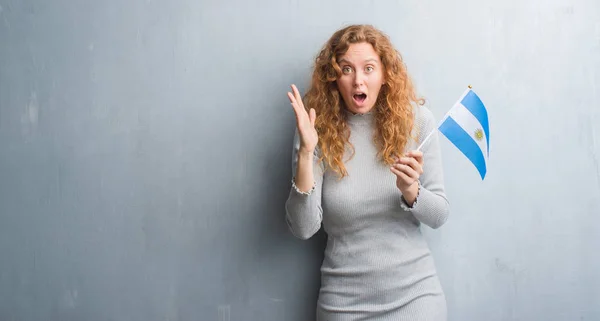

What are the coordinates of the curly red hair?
(304, 24, 425, 178)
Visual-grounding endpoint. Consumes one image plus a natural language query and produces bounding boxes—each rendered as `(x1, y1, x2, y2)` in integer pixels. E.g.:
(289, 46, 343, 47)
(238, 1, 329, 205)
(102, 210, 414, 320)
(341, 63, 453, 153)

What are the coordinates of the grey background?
(1, 0, 599, 320)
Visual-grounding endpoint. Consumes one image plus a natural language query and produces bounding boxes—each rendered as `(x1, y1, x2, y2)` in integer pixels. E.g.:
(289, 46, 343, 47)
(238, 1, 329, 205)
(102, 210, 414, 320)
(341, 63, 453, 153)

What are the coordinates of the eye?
(342, 66, 353, 74)
(365, 66, 374, 72)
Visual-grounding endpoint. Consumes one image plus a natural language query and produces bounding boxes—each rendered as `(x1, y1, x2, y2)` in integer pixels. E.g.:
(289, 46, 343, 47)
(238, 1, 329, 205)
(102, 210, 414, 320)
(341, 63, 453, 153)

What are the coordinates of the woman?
(284, 24, 450, 321)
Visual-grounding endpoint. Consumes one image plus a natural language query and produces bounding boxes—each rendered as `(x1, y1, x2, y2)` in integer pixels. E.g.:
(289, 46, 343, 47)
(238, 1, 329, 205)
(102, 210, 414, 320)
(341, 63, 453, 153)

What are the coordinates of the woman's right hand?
(287, 84, 318, 154)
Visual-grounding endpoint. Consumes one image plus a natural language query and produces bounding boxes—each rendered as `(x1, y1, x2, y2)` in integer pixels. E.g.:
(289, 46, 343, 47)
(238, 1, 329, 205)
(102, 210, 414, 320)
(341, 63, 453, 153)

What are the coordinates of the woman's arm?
(284, 130, 324, 239)
(395, 106, 450, 229)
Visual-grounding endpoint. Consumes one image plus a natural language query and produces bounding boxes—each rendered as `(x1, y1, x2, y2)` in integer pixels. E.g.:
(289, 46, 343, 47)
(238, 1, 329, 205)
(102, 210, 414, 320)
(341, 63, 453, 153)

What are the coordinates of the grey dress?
(285, 105, 450, 321)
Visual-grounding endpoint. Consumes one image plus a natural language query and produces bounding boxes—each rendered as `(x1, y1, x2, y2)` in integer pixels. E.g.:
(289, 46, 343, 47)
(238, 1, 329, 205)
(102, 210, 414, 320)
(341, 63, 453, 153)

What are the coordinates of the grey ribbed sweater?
(285, 105, 450, 321)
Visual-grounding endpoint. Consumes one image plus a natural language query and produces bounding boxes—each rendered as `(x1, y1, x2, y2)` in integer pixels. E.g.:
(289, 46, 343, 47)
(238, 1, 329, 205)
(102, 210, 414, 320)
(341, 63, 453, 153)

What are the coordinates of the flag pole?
(416, 130, 435, 151)
(415, 84, 473, 152)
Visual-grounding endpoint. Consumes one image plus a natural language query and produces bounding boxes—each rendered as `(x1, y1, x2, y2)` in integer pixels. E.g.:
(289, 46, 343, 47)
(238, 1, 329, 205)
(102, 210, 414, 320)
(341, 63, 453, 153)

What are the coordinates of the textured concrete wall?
(1, 0, 599, 320)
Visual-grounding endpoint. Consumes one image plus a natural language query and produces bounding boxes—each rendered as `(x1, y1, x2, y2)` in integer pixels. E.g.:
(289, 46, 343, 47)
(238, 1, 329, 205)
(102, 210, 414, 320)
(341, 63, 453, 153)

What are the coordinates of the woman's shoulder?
(412, 104, 437, 135)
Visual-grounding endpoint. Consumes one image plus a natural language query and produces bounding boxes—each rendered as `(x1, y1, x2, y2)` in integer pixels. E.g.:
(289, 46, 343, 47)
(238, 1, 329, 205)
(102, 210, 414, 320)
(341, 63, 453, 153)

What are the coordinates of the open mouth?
(353, 93, 367, 104)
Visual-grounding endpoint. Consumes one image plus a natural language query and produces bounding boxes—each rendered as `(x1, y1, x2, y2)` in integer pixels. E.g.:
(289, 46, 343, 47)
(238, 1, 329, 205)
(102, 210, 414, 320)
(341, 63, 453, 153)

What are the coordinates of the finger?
(291, 84, 304, 108)
(290, 85, 308, 110)
(397, 157, 422, 174)
(287, 91, 308, 123)
(309, 108, 316, 126)
(406, 150, 423, 165)
(390, 166, 413, 185)
(287, 92, 301, 119)
(287, 91, 296, 105)
(392, 163, 419, 180)
(288, 91, 301, 112)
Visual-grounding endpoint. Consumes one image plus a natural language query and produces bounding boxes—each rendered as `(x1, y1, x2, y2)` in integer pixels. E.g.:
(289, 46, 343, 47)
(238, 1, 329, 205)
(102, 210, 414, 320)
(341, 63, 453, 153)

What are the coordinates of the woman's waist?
(321, 243, 435, 276)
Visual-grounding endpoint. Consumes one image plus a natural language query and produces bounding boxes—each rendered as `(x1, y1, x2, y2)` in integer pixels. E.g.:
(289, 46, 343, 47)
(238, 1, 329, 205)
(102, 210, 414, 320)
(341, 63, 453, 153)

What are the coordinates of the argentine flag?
(418, 87, 489, 179)
(438, 87, 489, 180)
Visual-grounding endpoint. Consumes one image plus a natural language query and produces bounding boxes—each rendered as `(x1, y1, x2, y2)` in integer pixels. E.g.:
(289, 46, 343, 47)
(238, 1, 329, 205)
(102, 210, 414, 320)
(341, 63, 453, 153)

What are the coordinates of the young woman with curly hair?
(285, 24, 450, 321)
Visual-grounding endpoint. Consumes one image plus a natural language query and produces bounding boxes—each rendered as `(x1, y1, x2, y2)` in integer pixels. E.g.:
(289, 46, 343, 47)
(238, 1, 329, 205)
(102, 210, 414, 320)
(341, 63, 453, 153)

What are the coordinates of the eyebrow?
(338, 58, 380, 65)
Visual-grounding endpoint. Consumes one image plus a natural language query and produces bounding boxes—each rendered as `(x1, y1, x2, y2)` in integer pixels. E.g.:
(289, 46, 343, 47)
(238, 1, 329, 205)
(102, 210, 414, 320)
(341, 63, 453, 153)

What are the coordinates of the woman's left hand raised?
(390, 150, 423, 200)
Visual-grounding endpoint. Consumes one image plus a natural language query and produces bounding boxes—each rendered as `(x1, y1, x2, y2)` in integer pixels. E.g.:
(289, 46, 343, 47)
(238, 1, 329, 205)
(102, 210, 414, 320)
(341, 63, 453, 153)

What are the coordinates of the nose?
(353, 71, 365, 87)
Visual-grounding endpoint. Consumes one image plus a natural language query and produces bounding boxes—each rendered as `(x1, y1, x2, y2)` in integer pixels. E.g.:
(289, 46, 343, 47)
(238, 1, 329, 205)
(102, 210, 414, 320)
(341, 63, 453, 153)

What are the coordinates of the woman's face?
(335, 42, 385, 115)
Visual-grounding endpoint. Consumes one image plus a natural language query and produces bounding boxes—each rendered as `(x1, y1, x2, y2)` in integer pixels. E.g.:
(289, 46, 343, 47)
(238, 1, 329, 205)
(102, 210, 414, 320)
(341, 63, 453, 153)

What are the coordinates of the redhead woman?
(285, 24, 450, 321)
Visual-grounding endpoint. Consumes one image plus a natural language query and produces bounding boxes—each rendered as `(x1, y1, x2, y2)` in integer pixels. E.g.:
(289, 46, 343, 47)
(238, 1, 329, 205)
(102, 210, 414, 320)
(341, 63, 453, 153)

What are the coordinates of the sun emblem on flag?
(474, 128, 484, 141)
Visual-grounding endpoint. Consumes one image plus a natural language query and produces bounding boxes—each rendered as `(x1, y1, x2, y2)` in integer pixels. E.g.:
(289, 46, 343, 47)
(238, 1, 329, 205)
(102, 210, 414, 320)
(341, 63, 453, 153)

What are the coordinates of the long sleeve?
(400, 106, 450, 229)
(284, 130, 325, 240)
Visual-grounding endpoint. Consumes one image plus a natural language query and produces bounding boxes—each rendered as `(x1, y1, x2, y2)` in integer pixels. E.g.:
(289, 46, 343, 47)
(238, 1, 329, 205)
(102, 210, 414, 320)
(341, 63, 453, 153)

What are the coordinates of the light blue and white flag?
(418, 87, 489, 180)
